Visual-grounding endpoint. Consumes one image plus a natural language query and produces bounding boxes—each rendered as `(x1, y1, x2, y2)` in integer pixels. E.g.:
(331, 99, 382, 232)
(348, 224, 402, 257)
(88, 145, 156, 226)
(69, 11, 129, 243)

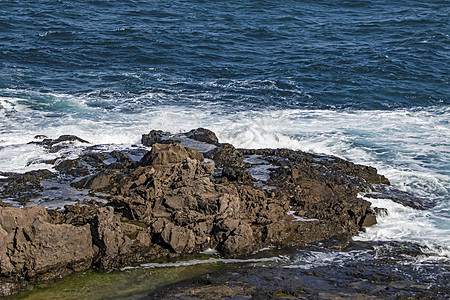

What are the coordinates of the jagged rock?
(140, 143, 204, 166)
(56, 153, 107, 176)
(141, 130, 174, 147)
(142, 128, 219, 148)
(73, 172, 115, 192)
(29, 135, 90, 153)
(160, 222, 195, 254)
(0, 170, 55, 205)
(92, 207, 131, 269)
(108, 151, 135, 169)
(221, 167, 254, 183)
(366, 184, 433, 210)
(1, 129, 395, 296)
(0, 206, 94, 296)
(55, 159, 91, 176)
(361, 212, 377, 228)
(51, 135, 90, 145)
(206, 144, 245, 168)
(220, 223, 254, 256)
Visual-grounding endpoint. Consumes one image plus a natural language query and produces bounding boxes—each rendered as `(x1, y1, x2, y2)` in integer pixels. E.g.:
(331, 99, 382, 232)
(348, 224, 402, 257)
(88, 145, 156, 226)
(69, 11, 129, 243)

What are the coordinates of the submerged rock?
(366, 184, 435, 210)
(29, 135, 90, 153)
(0, 128, 393, 296)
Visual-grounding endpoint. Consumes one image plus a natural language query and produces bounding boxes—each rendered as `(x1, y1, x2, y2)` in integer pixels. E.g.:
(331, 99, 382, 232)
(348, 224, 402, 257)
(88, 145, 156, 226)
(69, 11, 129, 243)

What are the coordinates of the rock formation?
(0, 128, 392, 296)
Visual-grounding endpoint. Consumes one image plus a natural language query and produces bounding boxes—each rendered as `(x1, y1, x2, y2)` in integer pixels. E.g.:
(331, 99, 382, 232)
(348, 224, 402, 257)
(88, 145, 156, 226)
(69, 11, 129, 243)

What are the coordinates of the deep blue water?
(1, 0, 448, 111)
(0, 0, 449, 269)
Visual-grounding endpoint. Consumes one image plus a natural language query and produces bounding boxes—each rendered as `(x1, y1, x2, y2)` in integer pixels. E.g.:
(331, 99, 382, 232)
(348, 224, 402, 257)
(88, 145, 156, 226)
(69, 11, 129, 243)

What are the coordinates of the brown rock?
(92, 207, 131, 269)
(160, 222, 195, 254)
(221, 223, 255, 256)
(140, 143, 204, 166)
(361, 213, 377, 228)
(0, 206, 94, 294)
(1, 129, 393, 296)
(74, 172, 114, 191)
(206, 143, 244, 168)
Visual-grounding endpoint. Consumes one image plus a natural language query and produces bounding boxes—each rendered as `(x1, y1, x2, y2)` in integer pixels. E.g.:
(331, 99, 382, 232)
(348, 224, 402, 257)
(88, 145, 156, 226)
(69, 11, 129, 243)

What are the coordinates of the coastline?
(1, 128, 392, 297)
(2, 0, 449, 298)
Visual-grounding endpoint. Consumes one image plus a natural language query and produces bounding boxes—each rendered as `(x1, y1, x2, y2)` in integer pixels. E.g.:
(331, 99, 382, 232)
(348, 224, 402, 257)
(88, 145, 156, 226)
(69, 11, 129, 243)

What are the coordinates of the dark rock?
(221, 167, 254, 183)
(141, 130, 174, 147)
(142, 128, 219, 148)
(30, 135, 90, 153)
(144, 244, 450, 300)
(374, 207, 389, 217)
(53, 135, 90, 144)
(366, 184, 434, 210)
(206, 143, 245, 168)
(109, 151, 134, 166)
(55, 159, 91, 176)
(185, 128, 219, 145)
(55, 153, 107, 176)
(360, 212, 377, 228)
(0, 169, 56, 205)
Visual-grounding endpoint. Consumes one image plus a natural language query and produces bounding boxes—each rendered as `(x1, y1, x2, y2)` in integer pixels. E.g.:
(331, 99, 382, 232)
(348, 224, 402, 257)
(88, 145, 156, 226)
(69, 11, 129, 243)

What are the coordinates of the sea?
(1, 0, 449, 298)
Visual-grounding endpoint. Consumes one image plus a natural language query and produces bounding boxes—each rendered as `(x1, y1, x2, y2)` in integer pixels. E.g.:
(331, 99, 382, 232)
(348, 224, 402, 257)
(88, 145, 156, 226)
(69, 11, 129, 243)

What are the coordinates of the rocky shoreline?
(0, 128, 394, 297)
(146, 244, 450, 300)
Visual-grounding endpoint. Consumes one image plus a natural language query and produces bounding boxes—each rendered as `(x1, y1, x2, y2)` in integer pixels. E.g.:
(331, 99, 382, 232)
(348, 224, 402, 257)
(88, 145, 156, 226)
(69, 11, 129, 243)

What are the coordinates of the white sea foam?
(200, 248, 219, 255)
(282, 250, 372, 269)
(121, 256, 281, 271)
(355, 197, 450, 261)
(0, 91, 448, 258)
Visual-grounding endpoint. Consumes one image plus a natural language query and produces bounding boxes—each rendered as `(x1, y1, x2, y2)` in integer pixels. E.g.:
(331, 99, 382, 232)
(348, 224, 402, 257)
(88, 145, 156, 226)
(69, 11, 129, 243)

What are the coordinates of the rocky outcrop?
(0, 129, 392, 296)
(0, 206, 94, 296)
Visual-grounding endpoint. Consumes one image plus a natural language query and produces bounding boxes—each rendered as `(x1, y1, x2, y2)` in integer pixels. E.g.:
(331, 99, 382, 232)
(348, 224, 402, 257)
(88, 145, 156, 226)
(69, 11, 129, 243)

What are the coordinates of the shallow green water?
(13, 263, 225, 300)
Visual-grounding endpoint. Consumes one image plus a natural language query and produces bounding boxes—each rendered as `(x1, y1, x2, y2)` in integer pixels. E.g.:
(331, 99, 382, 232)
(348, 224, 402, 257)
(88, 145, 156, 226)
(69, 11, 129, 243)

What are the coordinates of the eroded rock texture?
(0, 128, 391, 296)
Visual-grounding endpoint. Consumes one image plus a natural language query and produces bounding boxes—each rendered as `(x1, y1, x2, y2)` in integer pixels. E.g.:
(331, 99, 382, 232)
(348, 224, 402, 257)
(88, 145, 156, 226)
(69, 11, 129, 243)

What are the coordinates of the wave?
(0, 93, 448, 256)
(355, 197, 450, 261)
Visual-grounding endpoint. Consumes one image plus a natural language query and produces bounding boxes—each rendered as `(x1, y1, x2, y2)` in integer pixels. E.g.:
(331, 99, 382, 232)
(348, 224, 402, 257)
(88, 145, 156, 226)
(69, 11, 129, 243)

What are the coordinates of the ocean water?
(1, 0, 449, 284)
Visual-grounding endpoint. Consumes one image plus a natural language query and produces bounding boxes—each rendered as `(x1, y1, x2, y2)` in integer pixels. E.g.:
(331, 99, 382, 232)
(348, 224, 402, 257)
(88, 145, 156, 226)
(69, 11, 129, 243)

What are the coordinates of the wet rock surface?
(144, 246, 450, 300)
(366, 184, 436, 210)
(0, 128, 418, 297)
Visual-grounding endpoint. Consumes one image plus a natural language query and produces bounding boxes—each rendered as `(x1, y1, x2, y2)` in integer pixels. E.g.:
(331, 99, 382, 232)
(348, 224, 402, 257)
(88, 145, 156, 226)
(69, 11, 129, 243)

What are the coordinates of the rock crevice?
(0, 128, 390, 296)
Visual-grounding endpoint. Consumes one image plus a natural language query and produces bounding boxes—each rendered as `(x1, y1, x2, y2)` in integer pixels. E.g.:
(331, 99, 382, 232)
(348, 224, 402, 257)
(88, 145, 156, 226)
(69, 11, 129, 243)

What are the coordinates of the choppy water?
(1, 0, 449, 290)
